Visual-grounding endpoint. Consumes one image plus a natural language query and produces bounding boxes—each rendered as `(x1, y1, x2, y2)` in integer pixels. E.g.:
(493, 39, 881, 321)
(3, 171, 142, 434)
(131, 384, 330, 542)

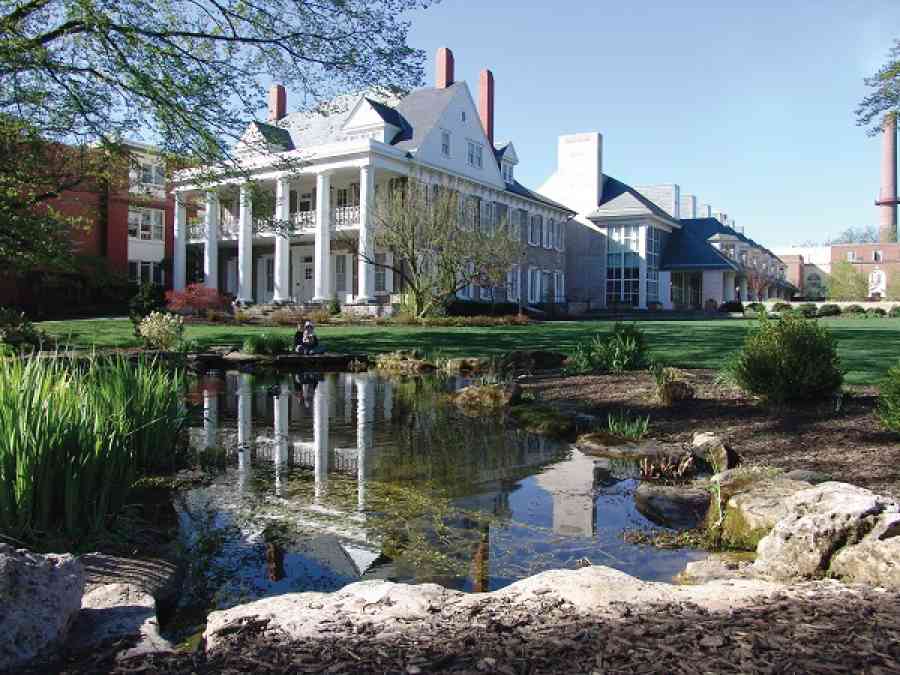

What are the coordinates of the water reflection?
(178, 372, 704, 618)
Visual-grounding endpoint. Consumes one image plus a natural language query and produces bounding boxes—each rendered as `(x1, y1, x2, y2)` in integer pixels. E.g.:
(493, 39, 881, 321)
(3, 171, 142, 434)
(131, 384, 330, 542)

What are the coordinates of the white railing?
(291, 211, 316, 230)
(187, 222, 204, 240)
(332, 205, 360, 229)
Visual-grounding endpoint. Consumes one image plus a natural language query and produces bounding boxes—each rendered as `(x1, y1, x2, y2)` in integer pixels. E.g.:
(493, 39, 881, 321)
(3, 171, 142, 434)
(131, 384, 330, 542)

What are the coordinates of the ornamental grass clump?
(138, 311, 184, 350)
(721, 313, 843, 404)
(566, 323, 649, 374)
(0, 355, 187, 541)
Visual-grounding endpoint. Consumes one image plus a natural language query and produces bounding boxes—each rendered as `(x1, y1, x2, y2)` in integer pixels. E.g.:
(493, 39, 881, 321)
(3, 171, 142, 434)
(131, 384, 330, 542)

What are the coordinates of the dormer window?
(441, 130, 451, 157)
(461, 110, 466, 123)
(502, 162, 514, 183)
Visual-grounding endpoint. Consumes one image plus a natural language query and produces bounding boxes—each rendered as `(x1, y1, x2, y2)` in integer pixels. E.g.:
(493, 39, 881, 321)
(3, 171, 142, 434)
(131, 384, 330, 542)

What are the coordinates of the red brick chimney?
(267, 84, 287, 122)
(479, 69, 494, 145)
(436, 47, 455, 89)
(878, 112, 898, 243)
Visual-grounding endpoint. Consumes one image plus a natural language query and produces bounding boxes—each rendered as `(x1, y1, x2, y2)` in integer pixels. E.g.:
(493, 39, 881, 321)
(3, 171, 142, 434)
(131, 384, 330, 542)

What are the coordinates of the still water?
(177, 371, 704, 620)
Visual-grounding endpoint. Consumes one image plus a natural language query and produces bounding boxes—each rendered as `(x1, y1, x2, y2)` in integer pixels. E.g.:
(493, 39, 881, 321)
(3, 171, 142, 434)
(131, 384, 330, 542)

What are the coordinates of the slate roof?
(506, 180, 575, 214)
(660, 225, 739, 271)
(680, 217, 785, 265)
(493, 141, 511, 162)
(589, 175, 680, 225)
(253, 122, 294, 150)
(389, 83, 463, 150)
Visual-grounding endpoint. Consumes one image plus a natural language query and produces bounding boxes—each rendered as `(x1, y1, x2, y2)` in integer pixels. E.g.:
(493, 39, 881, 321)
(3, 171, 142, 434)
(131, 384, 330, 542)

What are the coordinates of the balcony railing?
(291, 211, 316, 230)
(332, 205, 360, 228)
(187, 222, 204, 240)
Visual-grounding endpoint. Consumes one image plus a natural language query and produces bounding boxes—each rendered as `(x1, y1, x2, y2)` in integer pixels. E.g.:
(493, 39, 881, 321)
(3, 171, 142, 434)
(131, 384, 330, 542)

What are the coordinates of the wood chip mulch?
(52, 587, 900, 674)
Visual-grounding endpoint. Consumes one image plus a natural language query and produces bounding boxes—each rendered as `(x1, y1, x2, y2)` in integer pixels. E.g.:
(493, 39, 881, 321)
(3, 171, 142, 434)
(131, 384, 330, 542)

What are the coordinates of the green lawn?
(38, 317, 900, 386)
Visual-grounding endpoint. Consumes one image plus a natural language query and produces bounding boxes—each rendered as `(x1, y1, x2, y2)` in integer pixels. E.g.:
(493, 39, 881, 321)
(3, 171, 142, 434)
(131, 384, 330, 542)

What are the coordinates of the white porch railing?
(332, 205, 360, 229)
(187, 221, 204, 240)
(291, 211, 316, 230)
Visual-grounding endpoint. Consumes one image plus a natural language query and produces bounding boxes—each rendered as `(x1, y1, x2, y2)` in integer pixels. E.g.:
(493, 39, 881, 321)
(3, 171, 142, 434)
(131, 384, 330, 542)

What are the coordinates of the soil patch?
(528, 370, 900, 498)
(39, 587, 900, 673)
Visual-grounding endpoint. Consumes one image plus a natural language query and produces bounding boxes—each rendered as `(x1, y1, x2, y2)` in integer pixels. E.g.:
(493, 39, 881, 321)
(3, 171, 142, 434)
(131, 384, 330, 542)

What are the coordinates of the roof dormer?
(341, 96, 403, 144)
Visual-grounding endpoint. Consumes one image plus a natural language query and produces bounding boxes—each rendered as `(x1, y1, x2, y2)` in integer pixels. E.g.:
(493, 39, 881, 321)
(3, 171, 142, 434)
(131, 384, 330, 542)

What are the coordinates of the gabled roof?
(389, 83, 463, 151)
(661, 226, 739, 271)
(493, 141, 518, 165)
(680, 217, 785, 264)
(506, 180, 575, 214)
(251, 122, 294, 150)
(364, 97, 407, 131)
(588, 175, 680, 226)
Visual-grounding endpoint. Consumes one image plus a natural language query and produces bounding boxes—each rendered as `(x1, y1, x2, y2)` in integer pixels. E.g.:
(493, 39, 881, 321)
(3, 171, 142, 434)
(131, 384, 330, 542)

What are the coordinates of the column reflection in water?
(237, 373, 253, 496)
(203, 385, 218, 450)
(273, 380, 290, 497)
(313, 375, 331, 501)
(383, 380, 393, 422)
(343, 373, 354, 424)
(354, 374, 375, 511)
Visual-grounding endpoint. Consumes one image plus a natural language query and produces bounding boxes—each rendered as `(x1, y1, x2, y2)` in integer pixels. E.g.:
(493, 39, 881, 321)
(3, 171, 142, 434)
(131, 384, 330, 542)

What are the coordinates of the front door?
(257, 254, 274, 303)
(225, 258, 238, 297)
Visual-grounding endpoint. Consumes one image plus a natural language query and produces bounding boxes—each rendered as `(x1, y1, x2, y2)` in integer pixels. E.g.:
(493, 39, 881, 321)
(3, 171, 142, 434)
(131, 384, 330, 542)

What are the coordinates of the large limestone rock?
(711, 466, 785, 504)
(830, 537, 900, 589)
(575, 433, 684, 461)
(754, 482, 899, 582)
(691, 432, 740, 472)
(634, 483, 711, 529)
(205, 566, 782, 652)
(719, 477, 812, 549)
(66, 583, 173, 660)
(0, 544, 85, 671)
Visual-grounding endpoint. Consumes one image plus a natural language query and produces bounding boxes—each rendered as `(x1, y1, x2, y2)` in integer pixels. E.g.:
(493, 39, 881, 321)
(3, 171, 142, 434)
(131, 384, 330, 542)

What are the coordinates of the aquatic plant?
(565, 323, 649, 375)
(607, 410, 650, 440)
(0, 355, 187, 541)
(639, 454, 694, 482)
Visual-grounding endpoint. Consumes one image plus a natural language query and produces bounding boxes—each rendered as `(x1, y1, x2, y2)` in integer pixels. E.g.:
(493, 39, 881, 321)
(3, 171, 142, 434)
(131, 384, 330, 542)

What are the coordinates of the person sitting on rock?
(294, 321, 321, 355)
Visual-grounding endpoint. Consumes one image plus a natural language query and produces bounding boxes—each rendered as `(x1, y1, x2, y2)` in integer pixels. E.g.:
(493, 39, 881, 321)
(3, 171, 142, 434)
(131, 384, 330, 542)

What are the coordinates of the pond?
(174, 370, 704, 634)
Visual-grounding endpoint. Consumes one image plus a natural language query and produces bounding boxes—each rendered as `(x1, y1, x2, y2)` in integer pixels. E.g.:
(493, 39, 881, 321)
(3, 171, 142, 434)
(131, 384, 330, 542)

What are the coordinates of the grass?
(37, 316, 900, 386)
(607, 410, 650, 440)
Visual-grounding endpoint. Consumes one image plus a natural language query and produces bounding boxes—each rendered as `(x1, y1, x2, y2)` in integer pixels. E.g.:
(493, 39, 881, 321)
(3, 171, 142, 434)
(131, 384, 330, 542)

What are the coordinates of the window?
(128, 208, 164, 241)
(518, 209, 528, 241)
(501, 163, 514, 183)
(507, 265, 520, 301)
(129, 260, 164, 285)
(541, 271, 553, 302)
(467, 141, 483, 169)
(335, 255, 347, 292)
(874, 250, 883, 263)
(528, 267, 541, 304)
(847, 251, 857, 262)
(461, 110, 467, 123)
(554, 271, 565, 302)
(606, 224, 641, 306)
(465, 196, 482, 230)
(544, 220, 554, 249)
(557, 220, 565, 250)
(336, 188, 350, 208)
(441, 130, 451, 157)
(529, 214, 543, 246)
(136, 161, 165, 187)
(375, 253, 386, 293)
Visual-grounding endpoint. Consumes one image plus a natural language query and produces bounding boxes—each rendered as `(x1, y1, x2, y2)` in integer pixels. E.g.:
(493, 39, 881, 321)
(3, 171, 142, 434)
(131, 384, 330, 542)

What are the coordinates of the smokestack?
(878, 112, 898, 243)
(436, 47, 455, 89)
(479, 69, 494, 145)
(267, 84, 286, 122)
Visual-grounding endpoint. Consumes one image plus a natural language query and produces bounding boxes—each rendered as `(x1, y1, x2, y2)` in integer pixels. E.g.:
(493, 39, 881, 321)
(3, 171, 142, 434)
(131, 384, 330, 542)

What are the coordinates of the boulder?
(782, 469, 832, 485)
(80, 553, 181, 608)
(0, 545, 85, 671)
(691, 432, 740, 472)
(66, 583, 173, 660)
(754, 482, 899, 582)
(711, 466, 785, 503)
(830, 537, 900, 589)
(576, 433, 684, 461)
(677, 554, 755, 584)
(719, 478, 813, 549)
(634, 483, 711, 529)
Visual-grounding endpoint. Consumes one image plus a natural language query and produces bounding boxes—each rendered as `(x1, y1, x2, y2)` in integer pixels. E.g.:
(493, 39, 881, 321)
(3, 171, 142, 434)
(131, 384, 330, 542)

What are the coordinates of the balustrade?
(332, 205, 360, 229)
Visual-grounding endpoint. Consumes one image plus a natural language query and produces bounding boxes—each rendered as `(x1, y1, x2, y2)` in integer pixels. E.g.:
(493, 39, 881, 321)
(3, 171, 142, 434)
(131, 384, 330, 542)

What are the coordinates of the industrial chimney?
(267, 84, 286, 122)
(878, 112, 898, 243)
(479, 69, 495, 145)
(436, 47, 455, 89)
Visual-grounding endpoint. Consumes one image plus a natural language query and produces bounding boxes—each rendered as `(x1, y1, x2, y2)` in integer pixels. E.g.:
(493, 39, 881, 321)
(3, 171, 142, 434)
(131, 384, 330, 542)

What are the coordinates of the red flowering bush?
(166, 283, 229, 315)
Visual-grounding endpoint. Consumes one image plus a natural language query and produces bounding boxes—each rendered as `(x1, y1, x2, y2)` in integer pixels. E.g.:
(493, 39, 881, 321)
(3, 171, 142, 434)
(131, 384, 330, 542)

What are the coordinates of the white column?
(385, 251, 394, 294)
(203, 386, 218, 449)
(173, 192, 187, 291)
(237, 373, 253, 495)
(313, 171, 333, 302)
(274, 177, 291, 303)
(204, 191, 219, 289)
(357, 164, 375, 302)
(659, 271, 673, 310)
(313, 376, 331, 500)
(355, 374, 375, 511)
(637, 224, 648, 309)
(273, 382, 289, 496)
(236, 184, 254, 303)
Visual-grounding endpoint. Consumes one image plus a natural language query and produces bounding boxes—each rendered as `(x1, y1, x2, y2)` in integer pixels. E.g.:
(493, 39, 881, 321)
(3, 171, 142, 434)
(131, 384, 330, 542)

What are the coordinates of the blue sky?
(403, 0, 900, 247)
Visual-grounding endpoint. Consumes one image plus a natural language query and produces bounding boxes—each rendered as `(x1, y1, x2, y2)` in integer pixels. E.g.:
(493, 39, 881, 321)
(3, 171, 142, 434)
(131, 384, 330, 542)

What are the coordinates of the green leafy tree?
(0, 0, 433, 271)
(856, 39, 900, 133)
(828, 261, 868, 301)
(827, 225, 879, 244)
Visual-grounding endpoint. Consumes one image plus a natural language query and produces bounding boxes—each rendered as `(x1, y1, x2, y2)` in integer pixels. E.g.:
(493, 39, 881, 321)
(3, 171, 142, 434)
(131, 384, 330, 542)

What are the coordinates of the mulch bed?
(530, 371, 900, 499)
(50, 587, 900, 673)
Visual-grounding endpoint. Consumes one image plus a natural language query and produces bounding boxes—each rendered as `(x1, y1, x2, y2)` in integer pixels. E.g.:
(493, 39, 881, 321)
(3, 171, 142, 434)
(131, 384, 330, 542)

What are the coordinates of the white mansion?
(171, 48, 572, 310)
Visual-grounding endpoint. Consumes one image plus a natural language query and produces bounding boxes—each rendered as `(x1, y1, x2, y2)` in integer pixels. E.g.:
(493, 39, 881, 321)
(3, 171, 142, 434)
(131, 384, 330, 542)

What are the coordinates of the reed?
(0, 354, 187, 541)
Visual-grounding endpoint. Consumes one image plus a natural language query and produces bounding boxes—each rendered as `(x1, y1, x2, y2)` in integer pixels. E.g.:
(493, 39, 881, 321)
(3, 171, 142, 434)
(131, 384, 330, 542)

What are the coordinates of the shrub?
(328, 298, 341, 316)
(890, 305, 900, 318)
(718, 301, 744, 313)
(242, 334, 265, 355)
(0, 356, 187, 540)
(817, 304, 842, 317)
(166, 283, 229, 315)
(137, 312, 184, 350)
(307, 308, 332, 325)
(242, 333, 292, 355)
(270, 308, 305, 326)
(744, 302, 764, 316)
(0, 307, 47, 351)
(772, 302, 792, 313)
(797, 303, 818, 318)
(233, 308, 251, 324)
(843, 304, 865, 315)
(173, 338, 202, 354)
(721, 314, 843, 404)
(205, 309, 229, 323)
(866, 308, 887, 318)
(877, 362, 900, 432)
(128, 283, 166, 334)
(567, 323, 649, 374)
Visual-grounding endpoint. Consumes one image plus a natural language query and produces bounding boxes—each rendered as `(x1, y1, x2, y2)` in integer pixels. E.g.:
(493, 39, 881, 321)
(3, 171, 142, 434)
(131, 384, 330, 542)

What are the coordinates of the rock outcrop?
(0, 545, 85, 671)
(634, 483, 711, 529)
(719, 477, 812, 549)
(754, 482, 899, 584)
(575, 434, 684, 461)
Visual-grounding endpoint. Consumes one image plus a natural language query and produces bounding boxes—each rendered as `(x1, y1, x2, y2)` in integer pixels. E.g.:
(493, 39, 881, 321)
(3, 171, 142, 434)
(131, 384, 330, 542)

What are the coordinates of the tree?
(828, 261, 868, 301)
(354, 180, 525, 319)
(827, 225, 879, 245)
(745, 269, 769, 302)
(0, 0, 432, 270)
(856, 39, 900, 133)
